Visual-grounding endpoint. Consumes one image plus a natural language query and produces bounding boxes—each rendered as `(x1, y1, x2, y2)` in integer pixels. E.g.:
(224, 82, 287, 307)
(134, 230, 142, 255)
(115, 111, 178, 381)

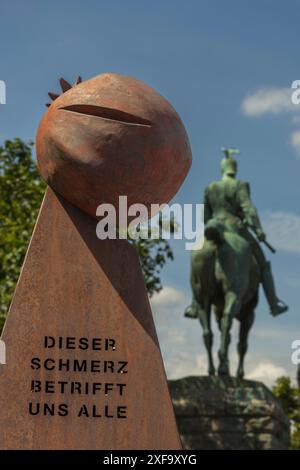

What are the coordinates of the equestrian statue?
(185, 148, 288, 378)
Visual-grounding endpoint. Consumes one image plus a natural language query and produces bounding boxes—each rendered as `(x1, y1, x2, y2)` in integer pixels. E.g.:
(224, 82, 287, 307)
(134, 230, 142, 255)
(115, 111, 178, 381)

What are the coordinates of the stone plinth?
(169, 376, 289, 450)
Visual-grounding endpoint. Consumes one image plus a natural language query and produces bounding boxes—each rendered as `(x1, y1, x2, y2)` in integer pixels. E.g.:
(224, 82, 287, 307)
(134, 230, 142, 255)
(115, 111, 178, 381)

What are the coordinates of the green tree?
(0, 138, 174, 332)
(0, 139, 46, 331)
(272, 376, 300, 449)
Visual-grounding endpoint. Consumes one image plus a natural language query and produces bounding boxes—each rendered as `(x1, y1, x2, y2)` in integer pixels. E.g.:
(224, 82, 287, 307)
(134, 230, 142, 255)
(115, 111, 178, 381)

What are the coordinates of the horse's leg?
(187, 246, 216, 375)
(236, 310, 255, 379)
(198, 304, 215, 376)
(188, 279, 215, 375)
(214, 305, 222, 332)
(218, 291, 241, 376)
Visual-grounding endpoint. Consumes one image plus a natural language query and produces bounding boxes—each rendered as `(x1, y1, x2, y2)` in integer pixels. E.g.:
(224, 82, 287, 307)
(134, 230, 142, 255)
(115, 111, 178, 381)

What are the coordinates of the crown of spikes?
(46, 76, 82, 107)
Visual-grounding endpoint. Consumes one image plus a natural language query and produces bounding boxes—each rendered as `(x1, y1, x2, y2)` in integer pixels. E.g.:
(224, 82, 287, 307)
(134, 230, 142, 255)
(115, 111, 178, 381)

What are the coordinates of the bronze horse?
(185, 224, 260, 378)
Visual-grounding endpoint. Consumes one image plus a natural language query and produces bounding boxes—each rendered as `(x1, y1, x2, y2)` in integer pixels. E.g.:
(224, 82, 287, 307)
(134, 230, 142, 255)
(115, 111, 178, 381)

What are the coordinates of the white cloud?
(290, 130, 300, 157)
(262, 211, 300, 255)
(241, 86, 300, 157)
(165, 352, 207, 379)
(165, 350, 288, 387)
(253, 328, 295, 341)
(167, 330, 185, 344)
(150, 285, 185, 307)
(242, 87, 295, 117)
(247, 361, 287, 384)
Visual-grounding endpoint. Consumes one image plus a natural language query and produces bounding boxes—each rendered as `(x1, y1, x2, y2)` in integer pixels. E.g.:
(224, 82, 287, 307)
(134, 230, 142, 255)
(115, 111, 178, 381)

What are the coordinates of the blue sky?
(1, 0, 300, 386)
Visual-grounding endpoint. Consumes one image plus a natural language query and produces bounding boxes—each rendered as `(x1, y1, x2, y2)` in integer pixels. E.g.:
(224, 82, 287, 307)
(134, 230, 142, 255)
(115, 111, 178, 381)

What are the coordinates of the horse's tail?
(184, 262, 203, 319)
(185, 243, 216, 319)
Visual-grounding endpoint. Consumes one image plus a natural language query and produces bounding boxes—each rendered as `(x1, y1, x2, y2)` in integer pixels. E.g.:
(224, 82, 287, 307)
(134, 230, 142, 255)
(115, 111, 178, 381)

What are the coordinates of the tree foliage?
(0, 138, 174, 332)
(0, 139, 46, 331)
(272, 376, 300, 449)
(130, 216, 175, 297)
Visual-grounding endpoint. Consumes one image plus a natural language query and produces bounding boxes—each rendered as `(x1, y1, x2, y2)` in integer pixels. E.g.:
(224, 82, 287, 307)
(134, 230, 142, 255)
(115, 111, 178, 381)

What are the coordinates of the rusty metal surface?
(0, 189, 182, 449)
(36, 73, 192, 219)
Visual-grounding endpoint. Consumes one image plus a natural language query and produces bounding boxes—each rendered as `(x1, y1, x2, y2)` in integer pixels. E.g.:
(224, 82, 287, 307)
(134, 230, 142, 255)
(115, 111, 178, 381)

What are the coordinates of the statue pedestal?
(169, 376, 290, 450)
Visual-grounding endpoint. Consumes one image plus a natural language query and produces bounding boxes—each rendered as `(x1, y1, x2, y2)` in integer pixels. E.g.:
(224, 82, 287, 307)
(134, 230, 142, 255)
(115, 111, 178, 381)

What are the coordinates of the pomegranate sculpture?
(36, 73, 192, 219)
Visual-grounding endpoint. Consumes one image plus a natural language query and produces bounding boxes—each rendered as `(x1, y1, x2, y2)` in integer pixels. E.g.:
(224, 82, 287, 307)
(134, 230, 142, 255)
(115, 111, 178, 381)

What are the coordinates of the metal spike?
(59, 77, 72, 92)
(46, 103, 51, 107)
(48, 92, 60, 101)
(75, 75, 82, 85)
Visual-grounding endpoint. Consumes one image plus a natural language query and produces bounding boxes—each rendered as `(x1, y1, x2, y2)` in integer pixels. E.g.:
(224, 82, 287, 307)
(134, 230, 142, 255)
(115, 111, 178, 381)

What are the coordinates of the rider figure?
(203, 149, 288, 317)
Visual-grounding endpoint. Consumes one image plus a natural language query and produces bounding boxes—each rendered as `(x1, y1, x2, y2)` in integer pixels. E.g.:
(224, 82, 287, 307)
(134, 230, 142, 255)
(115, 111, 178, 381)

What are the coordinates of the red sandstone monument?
(0, 73, 192, 449)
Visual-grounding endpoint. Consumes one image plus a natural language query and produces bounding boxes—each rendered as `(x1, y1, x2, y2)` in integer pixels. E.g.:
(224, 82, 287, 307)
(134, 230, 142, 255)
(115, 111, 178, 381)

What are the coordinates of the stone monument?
(169, 376, 290, 450)
(0, 73, 192, 449)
